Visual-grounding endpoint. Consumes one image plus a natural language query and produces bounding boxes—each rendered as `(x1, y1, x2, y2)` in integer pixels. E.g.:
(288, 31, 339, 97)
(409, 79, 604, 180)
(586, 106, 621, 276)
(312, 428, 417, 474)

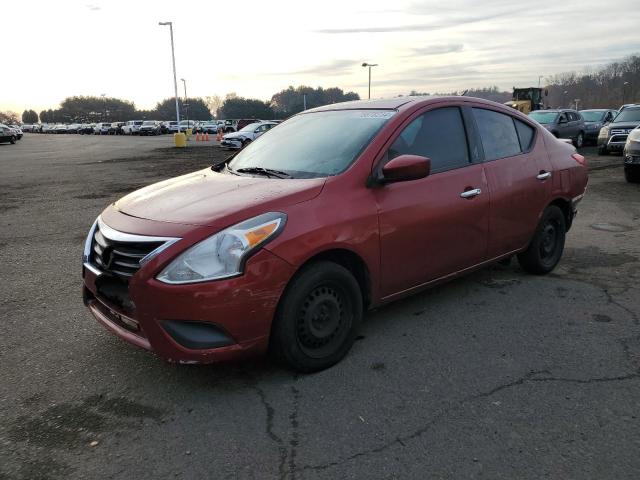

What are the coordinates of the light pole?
(538, 75, 543, 88)
(100, 93, 106, 122)
(181, 78, 188, 126)
(623, 81, 629, 104)
(159, 21, 180, 125)
(362, 62, 378, 100)
(303, 93, 307, 110)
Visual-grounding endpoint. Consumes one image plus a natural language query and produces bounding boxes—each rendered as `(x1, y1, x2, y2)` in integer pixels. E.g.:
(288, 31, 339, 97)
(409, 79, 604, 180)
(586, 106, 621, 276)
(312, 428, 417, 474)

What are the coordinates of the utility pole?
(159, 21, 180, 124)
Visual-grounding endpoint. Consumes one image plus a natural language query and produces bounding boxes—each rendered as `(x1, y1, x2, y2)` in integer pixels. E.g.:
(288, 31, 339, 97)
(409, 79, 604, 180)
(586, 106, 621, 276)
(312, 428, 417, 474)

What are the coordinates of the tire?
(625, 168, 640, 183)
(270, 261, 363, 373)
(598, 145, 608, 156)
(517, 205, 566, 275)
(242, 139, 252, 148)
(573, 132, 584, 148)
(10, 136, 16, 144)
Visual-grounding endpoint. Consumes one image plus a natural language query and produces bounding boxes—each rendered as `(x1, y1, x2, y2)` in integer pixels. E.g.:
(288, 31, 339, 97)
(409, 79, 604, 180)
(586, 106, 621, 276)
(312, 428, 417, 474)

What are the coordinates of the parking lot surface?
(1, 135, 639, 479)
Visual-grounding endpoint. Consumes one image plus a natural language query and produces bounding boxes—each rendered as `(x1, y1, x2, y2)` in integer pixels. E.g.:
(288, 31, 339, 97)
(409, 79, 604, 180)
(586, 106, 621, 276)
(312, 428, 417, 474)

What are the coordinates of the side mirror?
(378, 155, 431, 185)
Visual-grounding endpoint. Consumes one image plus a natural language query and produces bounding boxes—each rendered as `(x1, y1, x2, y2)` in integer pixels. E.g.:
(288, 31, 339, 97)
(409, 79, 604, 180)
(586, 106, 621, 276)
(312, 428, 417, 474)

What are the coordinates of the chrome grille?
(91, 227, 164, 280)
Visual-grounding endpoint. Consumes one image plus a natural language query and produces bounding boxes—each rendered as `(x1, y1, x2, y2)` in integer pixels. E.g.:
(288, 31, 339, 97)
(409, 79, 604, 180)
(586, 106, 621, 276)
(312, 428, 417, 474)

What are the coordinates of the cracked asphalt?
(1, 135, 639, 479)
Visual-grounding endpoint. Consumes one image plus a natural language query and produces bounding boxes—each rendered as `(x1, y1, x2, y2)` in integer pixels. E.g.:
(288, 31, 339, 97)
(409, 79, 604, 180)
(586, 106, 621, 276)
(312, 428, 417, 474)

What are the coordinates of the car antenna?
(460, 90, 468, 96)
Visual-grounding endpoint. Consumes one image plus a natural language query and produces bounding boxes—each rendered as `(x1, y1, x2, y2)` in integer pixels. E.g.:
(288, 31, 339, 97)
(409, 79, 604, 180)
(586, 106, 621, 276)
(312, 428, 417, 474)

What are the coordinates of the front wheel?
(270, 261, 363, 373)
(10, 136, 16, 144)
(598, 145, 608, 156)
(518, 205, 566, 275)
(574, 132, 584, 148)
(625, 168, 640, 183)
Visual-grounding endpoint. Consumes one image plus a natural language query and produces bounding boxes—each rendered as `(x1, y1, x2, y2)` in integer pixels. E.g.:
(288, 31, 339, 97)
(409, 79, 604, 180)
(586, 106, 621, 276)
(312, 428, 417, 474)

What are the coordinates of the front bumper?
(221, 139, 243, 149)
(598, 136, 626, 151)
(83, 245, 295, 364)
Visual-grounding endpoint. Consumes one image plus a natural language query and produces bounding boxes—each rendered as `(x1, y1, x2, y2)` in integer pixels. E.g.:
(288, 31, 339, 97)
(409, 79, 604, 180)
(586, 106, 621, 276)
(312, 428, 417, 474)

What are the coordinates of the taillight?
(572, 153, 586, 166)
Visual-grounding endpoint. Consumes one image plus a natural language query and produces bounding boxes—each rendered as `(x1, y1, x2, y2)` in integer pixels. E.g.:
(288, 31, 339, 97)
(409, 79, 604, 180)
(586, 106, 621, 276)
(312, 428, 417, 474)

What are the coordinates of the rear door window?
(387, 107, 470, 174)
(472, 108, 521, 160)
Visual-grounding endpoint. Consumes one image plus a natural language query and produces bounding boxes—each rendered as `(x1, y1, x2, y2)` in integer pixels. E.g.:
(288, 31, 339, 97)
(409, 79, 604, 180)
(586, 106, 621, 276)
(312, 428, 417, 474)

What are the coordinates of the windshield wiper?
(234, 167, 292, 179)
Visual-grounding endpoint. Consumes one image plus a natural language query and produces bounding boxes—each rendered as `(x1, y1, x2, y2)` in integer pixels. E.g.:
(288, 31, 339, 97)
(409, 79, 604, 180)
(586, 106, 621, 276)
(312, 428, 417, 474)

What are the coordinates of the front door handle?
(460, 188, 481, 199)
(537, 171, 552, 180)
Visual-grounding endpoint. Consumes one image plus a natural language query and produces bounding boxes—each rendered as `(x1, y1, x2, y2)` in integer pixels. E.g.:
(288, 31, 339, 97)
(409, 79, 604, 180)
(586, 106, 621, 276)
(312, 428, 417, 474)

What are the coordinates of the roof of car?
(307, 96, 437, 112)
(580, 109, 611, 112)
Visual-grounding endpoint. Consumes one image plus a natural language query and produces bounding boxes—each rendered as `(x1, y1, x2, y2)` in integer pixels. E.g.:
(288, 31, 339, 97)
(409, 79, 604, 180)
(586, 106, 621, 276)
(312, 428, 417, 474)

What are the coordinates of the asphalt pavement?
(1, 134, 639, 479)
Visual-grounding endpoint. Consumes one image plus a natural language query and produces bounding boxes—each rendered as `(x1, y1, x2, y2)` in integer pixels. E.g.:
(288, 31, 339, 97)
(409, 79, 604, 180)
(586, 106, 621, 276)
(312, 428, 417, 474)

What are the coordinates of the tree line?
(544, 54, 639, 109)
(19, 86, 360, 124)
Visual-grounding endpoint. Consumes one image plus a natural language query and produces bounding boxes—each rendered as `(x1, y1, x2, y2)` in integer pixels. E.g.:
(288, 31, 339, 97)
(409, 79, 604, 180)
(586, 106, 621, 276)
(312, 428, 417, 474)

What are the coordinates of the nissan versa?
(82, 96, 588, 372)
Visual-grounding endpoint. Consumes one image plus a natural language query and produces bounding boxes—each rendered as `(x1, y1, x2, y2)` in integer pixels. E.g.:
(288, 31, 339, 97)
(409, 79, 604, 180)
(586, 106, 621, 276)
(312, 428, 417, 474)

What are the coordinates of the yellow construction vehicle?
(504, 87, 547, 114)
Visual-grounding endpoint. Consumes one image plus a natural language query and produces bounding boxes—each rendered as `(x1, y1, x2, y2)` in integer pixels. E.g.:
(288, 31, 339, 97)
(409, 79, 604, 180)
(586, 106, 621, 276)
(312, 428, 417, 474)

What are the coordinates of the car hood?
(114, 167, 325, 227)
(224, 132, 247, 139)
(609, 121, 640, 130)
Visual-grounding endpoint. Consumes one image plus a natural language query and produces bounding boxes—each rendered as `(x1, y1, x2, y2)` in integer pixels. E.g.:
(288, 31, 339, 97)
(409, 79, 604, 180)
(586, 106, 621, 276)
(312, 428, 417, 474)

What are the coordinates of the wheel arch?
(286, 248, 372, 310)
(548, 197, 573, 231)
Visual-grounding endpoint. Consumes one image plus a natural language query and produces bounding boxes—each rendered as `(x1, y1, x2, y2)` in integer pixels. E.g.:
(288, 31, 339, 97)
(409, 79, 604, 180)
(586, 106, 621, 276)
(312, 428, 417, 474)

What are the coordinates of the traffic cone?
(205, 132, 209, 142)
(216, 131, 222, 142)
(196, 133, 201, 141)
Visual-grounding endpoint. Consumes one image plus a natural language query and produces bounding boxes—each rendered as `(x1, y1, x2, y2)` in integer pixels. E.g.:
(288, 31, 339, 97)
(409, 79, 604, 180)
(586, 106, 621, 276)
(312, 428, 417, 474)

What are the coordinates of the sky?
(2, 0, 640, 113)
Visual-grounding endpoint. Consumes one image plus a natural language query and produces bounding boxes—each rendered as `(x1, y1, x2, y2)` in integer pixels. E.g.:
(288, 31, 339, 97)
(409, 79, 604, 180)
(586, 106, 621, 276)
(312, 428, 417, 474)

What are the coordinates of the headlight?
(83, 218, 99, 263)
(599, 126, 610, 137)
(628, 129, 640, 143)
(156, 212, 286, 284)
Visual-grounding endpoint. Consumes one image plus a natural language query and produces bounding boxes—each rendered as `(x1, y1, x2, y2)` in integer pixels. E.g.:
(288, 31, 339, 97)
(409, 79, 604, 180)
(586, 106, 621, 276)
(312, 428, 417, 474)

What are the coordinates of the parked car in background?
(9, 125, 24, 139)
(0, 124, 17, 144)
(199, 121, 219, 134)
(139, 121, 162, 136)
(167, 121, 180, 133)
(178, 120, 197, 133)
(122, 120, 144, 135)
(67, 123, 82, 134)
(82, 96, 588, 372)
(624, 126, 640, 183)
(21, 124, 35, 132)
(598, 105, 640, 155)
(54, 124, 68, 134)
(528, 109, 586, 147)
(109, 122, 126, 135)
(579, 109, 617, 144)
(94, 122, 111, 135)
(221, 121, 278, 149)
(79, 124, 95, 135)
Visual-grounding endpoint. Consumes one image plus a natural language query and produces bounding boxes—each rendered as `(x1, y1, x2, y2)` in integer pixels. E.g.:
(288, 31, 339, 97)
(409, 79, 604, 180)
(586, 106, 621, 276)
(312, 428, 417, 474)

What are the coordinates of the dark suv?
(598, 105, 640, 155)
(528, 109, 586, 147)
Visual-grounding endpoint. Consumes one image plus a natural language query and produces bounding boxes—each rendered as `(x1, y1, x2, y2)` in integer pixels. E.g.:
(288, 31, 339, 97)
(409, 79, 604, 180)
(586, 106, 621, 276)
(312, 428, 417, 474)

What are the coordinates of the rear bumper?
(82, 248, 295, 364)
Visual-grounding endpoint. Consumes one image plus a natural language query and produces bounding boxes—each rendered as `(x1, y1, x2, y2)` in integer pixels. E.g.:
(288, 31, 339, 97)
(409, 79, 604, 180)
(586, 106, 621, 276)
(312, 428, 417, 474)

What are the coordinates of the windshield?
(228, 110, 395, 178)
(142, 121, 155, 125)
(239, 123, 262, 132)
(580, 111, 605, 122)
(528, 111, 559, 124)
(613, 108, 640, 123)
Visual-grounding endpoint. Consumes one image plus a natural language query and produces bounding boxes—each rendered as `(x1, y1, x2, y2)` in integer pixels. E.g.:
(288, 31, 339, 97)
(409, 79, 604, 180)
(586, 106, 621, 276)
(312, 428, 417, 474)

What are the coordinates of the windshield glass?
(228, 110, 395, 178)
(580, 111, 605, 122)
(239, 123, 262, 132)
(613, 108, 640, 123)
(528, 111, 559, 124)
(142, 121, 155, 125)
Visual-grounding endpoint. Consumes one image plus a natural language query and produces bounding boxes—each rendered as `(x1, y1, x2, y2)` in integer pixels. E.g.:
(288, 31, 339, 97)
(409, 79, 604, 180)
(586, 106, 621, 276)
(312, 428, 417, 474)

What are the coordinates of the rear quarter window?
(514, 119, 535, 151)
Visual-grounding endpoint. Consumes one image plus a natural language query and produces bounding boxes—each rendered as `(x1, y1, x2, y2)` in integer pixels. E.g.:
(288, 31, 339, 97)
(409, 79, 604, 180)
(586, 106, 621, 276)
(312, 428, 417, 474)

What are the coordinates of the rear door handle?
(460, 188, 481, 199)
(537, 171, 552, 180)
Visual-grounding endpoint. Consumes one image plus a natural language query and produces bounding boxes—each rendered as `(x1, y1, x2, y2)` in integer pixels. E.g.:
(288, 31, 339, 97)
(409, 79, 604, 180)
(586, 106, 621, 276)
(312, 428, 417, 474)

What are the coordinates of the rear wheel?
(271, 261, 363, 373)
(518, 205, 566, 275)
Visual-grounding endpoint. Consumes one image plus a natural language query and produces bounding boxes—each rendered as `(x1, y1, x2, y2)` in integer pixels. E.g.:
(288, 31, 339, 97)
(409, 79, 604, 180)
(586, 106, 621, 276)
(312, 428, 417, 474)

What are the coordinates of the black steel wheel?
(518, 205, 566, 274)
(271, 261, 362, 372)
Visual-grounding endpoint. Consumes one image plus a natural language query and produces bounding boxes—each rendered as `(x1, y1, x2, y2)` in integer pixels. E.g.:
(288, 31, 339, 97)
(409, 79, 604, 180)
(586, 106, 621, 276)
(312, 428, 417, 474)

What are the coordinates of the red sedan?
(82, 96, 588, 372)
